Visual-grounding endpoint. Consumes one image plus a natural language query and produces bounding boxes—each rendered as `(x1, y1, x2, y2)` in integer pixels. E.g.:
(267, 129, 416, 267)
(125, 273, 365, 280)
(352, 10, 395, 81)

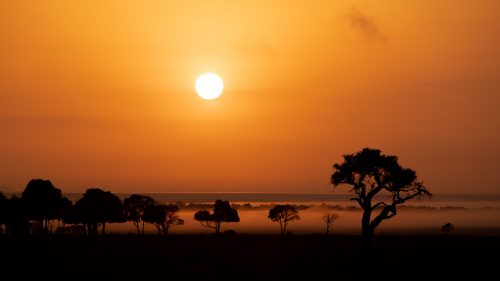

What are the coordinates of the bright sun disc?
(195, 73, 224, 100)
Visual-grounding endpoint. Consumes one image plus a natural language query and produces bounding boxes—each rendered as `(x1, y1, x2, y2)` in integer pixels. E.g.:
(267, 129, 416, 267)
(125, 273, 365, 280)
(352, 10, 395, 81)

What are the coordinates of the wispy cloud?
(347, 7, 388, 44)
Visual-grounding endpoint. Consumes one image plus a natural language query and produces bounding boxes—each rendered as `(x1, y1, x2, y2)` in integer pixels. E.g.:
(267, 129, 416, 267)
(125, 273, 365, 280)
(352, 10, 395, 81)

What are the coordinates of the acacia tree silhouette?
(194, 199, 239, 234)
(331, 148, 431, 268)
(268, 204, 300, 235)
(123, 194, 155, 235)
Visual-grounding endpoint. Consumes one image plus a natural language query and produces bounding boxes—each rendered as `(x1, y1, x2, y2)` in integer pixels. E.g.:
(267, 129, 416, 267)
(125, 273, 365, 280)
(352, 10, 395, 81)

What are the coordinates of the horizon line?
(2, 188, 500, 196)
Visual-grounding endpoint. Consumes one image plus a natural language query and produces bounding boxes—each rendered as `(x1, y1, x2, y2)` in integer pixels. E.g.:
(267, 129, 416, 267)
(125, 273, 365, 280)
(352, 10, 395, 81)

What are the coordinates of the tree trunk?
(283, 221, 287, 235)
(102, 222, 106, 237)
(361, 207, 373, 274)
(134, 222, 140, 235)
(142, 221, 145, 236)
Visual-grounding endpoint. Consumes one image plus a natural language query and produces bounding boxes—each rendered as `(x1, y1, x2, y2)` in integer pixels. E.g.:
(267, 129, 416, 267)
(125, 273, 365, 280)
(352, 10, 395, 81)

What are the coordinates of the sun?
(195, 72, 224, 100)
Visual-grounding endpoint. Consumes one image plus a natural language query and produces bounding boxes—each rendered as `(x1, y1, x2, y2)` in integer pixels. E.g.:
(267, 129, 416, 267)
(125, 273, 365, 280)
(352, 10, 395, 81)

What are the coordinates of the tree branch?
(370, 205, 397, 232)
(394, 188, 425, 204)
(371, 202, 387, 211)
(199, 221, 217, 230)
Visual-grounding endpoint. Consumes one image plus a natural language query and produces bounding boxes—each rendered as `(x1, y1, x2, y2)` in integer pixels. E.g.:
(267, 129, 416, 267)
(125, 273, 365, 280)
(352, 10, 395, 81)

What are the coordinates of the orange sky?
(1, 0, 499, 193)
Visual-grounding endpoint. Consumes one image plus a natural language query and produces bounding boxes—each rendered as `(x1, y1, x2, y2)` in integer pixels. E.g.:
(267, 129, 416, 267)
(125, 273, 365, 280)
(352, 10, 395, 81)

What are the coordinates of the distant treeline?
(0, 179, 496, 237)
(0, 179, 308, 236)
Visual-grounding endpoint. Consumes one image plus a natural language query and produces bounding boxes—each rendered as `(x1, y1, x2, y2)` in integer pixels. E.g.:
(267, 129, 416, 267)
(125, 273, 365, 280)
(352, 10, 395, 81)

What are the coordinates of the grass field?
(1, 234, 498, 280)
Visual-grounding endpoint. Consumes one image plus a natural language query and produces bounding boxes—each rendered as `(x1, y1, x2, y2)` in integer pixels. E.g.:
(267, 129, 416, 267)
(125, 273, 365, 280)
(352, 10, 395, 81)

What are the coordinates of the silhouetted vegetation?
(66, 188, 125, 236)
(268, 204, 300, 235)
(0, 180, 74, 235)
(194, 199, 240, 234)
(123, 194, 155, 235)
(4, 196, 30, 235)
(183, 202, 312, 211)
(21, 179, 71, 234)
(331, 148, 431, 268)
(143, 203, 184, 235)
(322, 211, 339, 235)
(0, 191, 7, 234)
(0, 180, 189, 237)
(0, 174, 498, 281)
(442, 222, 455, 234)
(439, 206, 468, 211)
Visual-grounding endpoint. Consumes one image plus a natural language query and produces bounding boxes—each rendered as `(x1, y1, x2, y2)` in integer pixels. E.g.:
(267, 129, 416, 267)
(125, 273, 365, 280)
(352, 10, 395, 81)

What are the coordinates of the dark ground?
(1, 234, 498, 280)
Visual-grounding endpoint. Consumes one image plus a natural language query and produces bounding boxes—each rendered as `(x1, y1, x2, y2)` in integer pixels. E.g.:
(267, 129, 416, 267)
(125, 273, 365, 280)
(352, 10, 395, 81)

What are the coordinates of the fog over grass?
(106, 203, 500, 235)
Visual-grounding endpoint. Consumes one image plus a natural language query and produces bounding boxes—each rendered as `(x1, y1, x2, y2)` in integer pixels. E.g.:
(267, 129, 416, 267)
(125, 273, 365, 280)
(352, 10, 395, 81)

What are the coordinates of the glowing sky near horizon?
(0, 0, 499, 193)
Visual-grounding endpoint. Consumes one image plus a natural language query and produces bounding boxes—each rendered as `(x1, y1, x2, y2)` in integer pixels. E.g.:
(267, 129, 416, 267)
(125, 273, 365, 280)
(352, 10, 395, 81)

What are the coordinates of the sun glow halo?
(195, 73, 224, 100)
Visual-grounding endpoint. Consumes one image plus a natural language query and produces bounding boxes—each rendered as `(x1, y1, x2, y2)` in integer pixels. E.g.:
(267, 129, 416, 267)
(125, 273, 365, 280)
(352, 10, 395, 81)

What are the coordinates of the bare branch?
(371, 202, 387, 211)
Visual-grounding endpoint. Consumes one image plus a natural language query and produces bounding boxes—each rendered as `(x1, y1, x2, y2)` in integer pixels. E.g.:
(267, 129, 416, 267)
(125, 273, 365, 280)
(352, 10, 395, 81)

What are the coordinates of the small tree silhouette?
(441, 222, 454, 234)
(123, 194, 155, 235)
(142, 203, 184, 235)
(194, 199, 239, 234)
(323, 212, 339, 235)
(268, 204, 300, 235)
(162, 204, 184, 234)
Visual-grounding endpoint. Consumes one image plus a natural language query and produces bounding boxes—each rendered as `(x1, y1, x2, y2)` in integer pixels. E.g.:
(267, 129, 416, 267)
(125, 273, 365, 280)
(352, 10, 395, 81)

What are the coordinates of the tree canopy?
(21, 179, 69, 234)
(194, 199, 239, 234)
(69, 188, 125, 236)
(142, 203, 184, 235)
(331, 148, 431, 266)
(123, 194, 155, 235)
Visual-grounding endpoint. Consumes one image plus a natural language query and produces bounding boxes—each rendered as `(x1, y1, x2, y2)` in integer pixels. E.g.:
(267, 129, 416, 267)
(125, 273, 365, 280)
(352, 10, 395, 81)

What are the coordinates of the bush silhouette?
(194, 199, 239, 234)
(441, 222, 455, 234)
